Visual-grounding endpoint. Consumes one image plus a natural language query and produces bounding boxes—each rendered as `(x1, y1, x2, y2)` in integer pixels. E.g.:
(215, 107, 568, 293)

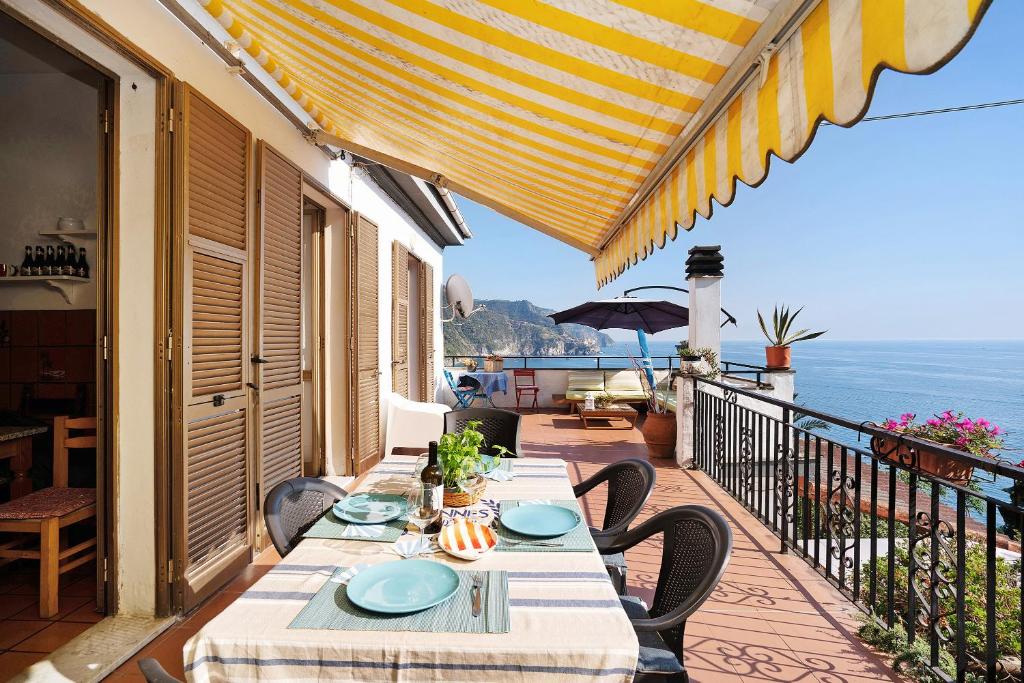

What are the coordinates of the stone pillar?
(675, 372, 697, 467)
(685, 246, 724, 358)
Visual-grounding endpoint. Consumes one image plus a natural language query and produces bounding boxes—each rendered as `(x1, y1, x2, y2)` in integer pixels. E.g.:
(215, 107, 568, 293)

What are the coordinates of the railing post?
(676, 373, 697, 468)
(780, 406, 791, 554)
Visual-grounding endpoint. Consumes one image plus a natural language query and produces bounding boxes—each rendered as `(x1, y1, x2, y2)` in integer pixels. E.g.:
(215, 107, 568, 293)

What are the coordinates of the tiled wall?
(0, 309, 96, 415)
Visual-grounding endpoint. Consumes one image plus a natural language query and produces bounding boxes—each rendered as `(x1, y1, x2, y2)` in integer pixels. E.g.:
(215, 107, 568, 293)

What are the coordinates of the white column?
(675, 373, 696, 467)
(687, 275, 722, 357)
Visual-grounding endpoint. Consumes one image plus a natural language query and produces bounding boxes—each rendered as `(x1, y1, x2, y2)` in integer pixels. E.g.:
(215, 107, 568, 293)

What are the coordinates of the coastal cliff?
(443, 299, 612, 357)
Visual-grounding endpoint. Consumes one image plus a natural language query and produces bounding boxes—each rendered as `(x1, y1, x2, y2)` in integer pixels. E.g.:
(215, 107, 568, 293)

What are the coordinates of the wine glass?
(406, 483, 442, 554)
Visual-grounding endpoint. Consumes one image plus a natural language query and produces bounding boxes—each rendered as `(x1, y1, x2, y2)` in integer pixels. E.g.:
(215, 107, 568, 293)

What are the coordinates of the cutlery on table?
(503, 539, 564, 547)
(471, 573, 483, 618)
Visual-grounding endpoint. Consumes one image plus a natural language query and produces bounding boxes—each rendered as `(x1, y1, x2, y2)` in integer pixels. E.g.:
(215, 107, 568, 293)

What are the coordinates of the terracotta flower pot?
(642, 412, 676, 459)
(765, 345, 791, 369)
(871, 436, 974, 484)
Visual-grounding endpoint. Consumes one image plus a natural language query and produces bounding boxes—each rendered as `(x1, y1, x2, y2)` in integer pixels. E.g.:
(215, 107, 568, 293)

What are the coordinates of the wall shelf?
(38, 230, 96, 244)
(0, 275, 91, 304)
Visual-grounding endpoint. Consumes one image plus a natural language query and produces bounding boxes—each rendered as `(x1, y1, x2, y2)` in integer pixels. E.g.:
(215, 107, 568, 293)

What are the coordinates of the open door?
(172, 84, 253, 611)
(391, 241, 410, 398)
(352, 213, 380, 473)
(253, 142, 304, 549)
(419, 261, 435, 402)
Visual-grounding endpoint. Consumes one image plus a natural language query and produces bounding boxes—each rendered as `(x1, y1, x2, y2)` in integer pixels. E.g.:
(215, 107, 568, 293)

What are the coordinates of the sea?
(512, 339, 1024, 506)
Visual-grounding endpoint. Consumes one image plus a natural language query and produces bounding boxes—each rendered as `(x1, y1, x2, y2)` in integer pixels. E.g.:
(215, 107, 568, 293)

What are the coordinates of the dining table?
(0, 425, 46, 498)
(463, 370, 508, 405)
(183, 454, 639, 682)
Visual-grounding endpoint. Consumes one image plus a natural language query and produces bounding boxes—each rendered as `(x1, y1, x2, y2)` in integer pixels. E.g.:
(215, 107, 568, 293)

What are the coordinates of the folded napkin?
(391, 534, 436, 558)
(341, 523, 389, 539)
(330, 562, 370, 585)
(483, 468, 515, 481)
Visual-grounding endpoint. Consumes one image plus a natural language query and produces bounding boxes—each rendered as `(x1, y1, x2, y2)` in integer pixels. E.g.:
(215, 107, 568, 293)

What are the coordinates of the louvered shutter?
(391, 242, 410, 398)
(420, 262, 435, 402)
(352, 214, 380, 473)
(176, 84, 252, 610)
(255, 143, 304, 548)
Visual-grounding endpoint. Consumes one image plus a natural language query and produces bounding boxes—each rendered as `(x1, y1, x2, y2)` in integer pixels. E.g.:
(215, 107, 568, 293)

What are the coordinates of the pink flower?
(900, 413, 916, 424)
(955, 436, 969, 447)
(882, 419, 899, 430)
(942, 410, 955, 421)
(992, 426, 1002, 436)
(926, 418, 941, 427)
(958, 419, 974, 431)
(977, 418, 990, 428)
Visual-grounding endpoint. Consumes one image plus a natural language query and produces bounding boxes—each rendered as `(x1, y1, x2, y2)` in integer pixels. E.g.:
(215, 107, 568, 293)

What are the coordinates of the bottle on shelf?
(63, 246, 76, 276)
(44, 246, 56, 276)
(32, 246, 44, 276)
(421, 440, 444, 535)
(21, 246, 33, 276)
(77, 247, 89, 279)
(56, 246, 66, 276)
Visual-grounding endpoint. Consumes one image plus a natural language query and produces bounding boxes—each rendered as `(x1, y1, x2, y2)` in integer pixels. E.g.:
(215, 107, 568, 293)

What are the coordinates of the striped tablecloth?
(183, 455, 639, 682)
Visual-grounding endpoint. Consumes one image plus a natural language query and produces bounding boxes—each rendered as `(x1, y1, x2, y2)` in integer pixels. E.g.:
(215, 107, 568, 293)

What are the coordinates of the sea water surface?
(599, 339, 1024, 505)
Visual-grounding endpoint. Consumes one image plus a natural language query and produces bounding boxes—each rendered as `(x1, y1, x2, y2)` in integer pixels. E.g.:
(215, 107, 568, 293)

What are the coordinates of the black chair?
(573, 459, 656, 594)
(263, 477, 347, 557)
(598, 505, 733, 682)
(444, 407, 522, 456)
(138, 658, 183, 683)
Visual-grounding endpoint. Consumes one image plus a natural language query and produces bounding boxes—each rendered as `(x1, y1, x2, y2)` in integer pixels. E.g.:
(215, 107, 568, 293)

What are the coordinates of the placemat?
(302, 510, 408, 542)
(288, 567, 510, 634)
(495, 500, 595, 552)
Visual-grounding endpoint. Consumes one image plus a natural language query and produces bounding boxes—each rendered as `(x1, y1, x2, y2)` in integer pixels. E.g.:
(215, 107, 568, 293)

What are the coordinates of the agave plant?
(757, 305, 826, 347)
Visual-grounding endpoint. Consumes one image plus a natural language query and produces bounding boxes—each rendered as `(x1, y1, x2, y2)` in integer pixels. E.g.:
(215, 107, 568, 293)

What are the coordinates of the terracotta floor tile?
(0, 651, 46, 680)
(11, 594, 92, 621)
(61, 601, 104, 623)
(11, 620, 92, 653)
(0, 594, 36, 620)
(62, 577, 98, 597)
(0, 619, 48, 650)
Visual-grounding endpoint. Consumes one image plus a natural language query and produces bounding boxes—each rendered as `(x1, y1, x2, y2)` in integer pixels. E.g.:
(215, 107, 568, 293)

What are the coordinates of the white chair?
(383, 393, 450, 457)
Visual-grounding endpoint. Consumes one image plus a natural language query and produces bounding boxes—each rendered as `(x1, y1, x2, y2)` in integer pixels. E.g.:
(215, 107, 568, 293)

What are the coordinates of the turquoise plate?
(333, 493, 407, 525)
(500, 504, 581, 538)
(345, 560, 460, 614)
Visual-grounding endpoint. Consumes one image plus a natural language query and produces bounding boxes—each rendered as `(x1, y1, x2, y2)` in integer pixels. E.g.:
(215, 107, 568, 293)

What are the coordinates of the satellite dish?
(443, 274, 484, 321)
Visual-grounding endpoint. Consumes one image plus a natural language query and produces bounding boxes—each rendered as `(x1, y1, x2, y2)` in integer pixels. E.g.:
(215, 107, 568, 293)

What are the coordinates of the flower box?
(871, 435, 974, 484)
(483, 357, 504, 372)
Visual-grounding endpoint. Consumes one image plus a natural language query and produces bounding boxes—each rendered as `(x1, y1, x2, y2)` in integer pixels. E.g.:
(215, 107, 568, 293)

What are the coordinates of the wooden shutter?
(391, 242, 410, 398)
(255, 143, 304, 544)
(420, 261, 435, 402)
(352, 213, 380, 473)
(174, 84, 252, 611)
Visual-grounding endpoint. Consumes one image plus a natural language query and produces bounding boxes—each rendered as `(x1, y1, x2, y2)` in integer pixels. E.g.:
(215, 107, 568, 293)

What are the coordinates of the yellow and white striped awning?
(196, 0, 990, 286)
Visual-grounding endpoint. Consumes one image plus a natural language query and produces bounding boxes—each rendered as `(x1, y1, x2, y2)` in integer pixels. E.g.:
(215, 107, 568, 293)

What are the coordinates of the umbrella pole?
(636, 329, 656, 397)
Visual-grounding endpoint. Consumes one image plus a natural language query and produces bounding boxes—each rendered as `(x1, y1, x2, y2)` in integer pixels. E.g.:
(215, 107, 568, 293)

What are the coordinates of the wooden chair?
(513, 369, 540, 411)
(0, 416, 97, 617)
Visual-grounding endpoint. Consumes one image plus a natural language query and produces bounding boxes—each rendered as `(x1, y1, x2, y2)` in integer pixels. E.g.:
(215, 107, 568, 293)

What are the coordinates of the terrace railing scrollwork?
(692, 376, 1024, 683)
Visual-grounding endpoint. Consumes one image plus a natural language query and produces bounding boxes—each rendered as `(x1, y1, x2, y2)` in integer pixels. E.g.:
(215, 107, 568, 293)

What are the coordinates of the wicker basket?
(443, 474, 487, 507)
(483, 357, 504, 372)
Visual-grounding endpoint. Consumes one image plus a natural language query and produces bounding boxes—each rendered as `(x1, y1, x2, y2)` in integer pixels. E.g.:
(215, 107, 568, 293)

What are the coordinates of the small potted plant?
(757, 305, 826, 369)
(463, 357, 479, 372)
(676, 344, 720, 379)
(593, 392, 615, 409)
(437, 420, 510, 507)
(630, 359, 675, 458)
(872, 411, 1006, 484)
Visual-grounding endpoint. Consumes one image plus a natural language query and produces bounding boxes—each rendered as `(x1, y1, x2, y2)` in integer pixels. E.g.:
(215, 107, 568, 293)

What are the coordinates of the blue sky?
(444, 1, 1024, 342)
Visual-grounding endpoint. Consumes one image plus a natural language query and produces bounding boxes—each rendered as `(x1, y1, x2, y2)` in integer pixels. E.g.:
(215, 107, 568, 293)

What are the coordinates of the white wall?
(4, 0, 453, 616)
(0, 72, 99, 309)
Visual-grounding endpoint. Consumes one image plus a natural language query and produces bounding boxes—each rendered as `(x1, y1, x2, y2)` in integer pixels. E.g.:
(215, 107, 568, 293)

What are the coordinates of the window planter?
(871, 435, 974, 485)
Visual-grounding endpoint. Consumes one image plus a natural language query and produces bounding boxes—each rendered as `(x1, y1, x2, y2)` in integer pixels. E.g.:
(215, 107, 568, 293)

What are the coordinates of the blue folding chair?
(444, 369, 483, 409)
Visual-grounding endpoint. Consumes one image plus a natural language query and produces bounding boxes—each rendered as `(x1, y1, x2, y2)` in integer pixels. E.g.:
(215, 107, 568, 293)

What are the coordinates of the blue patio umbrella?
(548, 297, 690, 391)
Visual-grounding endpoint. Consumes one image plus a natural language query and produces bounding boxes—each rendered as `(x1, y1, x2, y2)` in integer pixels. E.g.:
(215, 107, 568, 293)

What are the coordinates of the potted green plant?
(436, 420, 510, 507)
(757, 305, 826, 369)
(676, 344, 720, 379)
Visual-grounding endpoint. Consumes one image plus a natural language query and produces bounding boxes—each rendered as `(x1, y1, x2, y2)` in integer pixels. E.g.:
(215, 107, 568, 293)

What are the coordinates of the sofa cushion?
(567, 370, 605, 392)
(604, 371, 643, 393)
(606, 390, 648, 401)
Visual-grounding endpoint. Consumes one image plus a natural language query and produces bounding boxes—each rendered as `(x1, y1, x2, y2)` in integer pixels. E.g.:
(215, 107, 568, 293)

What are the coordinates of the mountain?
(444, 299, 613, 357)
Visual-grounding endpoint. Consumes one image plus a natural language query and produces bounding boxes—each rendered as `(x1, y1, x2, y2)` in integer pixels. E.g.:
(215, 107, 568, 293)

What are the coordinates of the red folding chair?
(513, 369, 540, 411)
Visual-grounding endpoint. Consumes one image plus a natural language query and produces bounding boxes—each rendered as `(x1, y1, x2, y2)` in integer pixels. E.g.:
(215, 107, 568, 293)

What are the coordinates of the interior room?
(0, 6, 108, 654)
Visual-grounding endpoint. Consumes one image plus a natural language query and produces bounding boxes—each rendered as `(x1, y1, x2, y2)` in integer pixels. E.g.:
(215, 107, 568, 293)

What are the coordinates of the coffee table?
(578, 403, 639, 430)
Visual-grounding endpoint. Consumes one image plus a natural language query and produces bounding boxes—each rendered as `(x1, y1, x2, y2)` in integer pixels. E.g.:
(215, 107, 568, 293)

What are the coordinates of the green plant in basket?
(437, 420, 511, 490)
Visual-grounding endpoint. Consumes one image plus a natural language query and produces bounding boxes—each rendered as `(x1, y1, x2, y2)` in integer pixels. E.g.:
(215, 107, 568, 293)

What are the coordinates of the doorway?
(0, 7, 113, 624)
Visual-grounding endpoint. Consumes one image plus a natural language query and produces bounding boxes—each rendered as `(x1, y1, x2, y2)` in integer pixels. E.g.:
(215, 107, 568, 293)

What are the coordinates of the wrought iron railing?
(692, 376, 1023, 683)
(443, 355, 771, 378)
